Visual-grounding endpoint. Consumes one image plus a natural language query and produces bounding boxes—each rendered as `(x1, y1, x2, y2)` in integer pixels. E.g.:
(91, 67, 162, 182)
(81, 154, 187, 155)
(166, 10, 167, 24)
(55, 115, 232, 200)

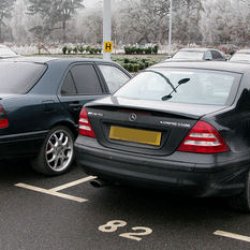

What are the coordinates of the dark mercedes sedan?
(0, 57, 131, 175)
(75, 61, 250, 211)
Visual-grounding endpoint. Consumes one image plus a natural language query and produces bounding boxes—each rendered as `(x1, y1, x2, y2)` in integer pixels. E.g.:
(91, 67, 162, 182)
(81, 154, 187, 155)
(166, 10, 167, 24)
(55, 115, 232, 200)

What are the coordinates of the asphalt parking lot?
(1, 161, 250, 250)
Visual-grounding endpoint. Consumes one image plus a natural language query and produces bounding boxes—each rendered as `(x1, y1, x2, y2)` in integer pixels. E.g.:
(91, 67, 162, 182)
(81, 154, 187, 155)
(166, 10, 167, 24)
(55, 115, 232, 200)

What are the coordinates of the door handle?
(69, 103, 82, 108)
(69, 102, 82, 111)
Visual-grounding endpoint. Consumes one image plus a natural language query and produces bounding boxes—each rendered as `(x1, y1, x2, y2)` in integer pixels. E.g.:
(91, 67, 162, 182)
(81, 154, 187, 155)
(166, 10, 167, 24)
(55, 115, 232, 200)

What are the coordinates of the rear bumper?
(0, 131, 47, 160)
(75, 137, 250, 197)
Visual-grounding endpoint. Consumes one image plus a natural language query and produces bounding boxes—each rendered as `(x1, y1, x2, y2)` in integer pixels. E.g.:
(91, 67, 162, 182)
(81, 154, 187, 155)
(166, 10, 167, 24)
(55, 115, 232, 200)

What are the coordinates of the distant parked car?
(76, 61, 250, 212)
(0, 45, 19, 58)
(166, 48, 226, 61)
(230, 49, 250, 62)
(0, 57, 131, 175)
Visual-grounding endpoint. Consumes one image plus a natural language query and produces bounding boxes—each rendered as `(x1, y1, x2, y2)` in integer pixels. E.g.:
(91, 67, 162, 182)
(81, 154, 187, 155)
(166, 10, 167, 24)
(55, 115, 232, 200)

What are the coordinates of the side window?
(98, 65, 130, 93)
(61, 72, 77, 95)
(205, 51, 212, 60)
(71, 64, 103, 95)
(211, 50, 224, 60)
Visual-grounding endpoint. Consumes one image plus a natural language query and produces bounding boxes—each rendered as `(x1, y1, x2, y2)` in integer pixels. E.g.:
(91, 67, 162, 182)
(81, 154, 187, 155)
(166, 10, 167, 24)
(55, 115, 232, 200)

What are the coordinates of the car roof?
(1, 56, 114, 64)
(179, 47, 217, 52)
(151, 61, 250, 74)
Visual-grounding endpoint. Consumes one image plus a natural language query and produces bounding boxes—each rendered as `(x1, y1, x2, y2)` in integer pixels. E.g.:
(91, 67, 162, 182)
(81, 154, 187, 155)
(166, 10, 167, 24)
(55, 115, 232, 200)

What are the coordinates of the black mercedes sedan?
(75, 61, 250, 211)
(0, 57, 131, 175)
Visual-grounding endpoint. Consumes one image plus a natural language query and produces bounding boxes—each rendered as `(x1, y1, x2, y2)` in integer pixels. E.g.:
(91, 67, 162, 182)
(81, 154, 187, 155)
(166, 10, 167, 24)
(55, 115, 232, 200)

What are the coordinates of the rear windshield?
(115, 69, 240, 105)
(0, 62, 46, 94)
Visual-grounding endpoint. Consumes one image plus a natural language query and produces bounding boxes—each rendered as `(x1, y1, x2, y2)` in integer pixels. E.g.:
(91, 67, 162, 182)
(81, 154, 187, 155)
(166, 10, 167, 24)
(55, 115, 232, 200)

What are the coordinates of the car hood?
(85, 96, 227, 119)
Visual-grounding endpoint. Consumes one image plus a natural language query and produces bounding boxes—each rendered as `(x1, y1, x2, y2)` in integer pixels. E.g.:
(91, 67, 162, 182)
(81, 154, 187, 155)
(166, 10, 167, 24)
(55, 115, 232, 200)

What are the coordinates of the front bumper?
(75, 137, 250, 197)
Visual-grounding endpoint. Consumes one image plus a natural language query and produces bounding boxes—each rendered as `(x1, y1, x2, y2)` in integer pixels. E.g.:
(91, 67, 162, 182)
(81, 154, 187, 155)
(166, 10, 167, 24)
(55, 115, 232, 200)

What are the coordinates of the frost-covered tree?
(27, 0, 84, 42)
(11, 0, 31, 43)
(115, 0, 169, 44)
(199, 0, 250, 46)
(173, 0, 203, 44)
(0, 0, 16, 42)
(4, 0, 250, 47)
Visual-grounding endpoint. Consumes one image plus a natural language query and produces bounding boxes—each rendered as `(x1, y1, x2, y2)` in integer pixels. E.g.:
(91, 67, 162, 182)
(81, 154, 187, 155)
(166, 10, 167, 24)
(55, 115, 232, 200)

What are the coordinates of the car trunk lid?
(84, 97, 227, 156)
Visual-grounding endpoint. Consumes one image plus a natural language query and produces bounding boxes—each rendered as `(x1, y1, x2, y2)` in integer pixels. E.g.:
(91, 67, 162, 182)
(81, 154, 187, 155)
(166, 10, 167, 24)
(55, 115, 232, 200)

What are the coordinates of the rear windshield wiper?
(144, 70, 176, 92)
(161, 78, 190, 101)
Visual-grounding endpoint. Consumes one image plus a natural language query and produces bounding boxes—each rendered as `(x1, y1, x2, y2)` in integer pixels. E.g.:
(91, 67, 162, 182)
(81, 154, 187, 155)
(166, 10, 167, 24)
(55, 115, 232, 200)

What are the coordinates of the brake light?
(0, 105, 9, 129)
(177, 121, 229, 154)
(78, 107, 96, 138)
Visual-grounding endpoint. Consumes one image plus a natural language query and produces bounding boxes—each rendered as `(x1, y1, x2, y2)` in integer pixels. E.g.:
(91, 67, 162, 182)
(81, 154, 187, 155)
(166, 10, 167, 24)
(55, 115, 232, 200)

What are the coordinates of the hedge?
(124, 45, 159, 55)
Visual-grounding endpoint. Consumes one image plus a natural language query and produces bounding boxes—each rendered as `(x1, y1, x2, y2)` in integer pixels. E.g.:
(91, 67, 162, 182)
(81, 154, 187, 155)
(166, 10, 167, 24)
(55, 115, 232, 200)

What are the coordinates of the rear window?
(0, 62, 46, 94)
(115, 69, 240, 105)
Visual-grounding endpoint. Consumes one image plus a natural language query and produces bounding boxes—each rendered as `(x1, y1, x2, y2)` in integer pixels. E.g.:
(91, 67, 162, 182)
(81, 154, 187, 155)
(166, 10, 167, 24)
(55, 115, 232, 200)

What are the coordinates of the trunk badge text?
(88, 112, 103, 117)
(129, 113, 137, 121)
(160, 120, 191, 128)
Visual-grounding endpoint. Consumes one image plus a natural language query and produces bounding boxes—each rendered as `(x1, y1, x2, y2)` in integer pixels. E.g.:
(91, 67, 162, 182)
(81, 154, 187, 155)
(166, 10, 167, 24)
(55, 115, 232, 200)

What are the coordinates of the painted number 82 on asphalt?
(98, 220, 153, 242)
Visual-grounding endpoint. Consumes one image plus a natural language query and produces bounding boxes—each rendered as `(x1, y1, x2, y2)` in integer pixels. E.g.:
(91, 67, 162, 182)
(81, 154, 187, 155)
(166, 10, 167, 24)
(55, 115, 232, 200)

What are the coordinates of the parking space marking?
(49, 176, 96, 192)
(214, 230, 250, 243)
(15, 183, 87, 203)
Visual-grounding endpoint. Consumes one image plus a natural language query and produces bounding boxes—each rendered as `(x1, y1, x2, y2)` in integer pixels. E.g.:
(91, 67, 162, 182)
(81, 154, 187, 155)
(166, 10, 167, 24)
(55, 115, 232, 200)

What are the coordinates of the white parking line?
(15, 183, 87, 203)
(50, 176, 96, 192)
(214, 230, 250, 243)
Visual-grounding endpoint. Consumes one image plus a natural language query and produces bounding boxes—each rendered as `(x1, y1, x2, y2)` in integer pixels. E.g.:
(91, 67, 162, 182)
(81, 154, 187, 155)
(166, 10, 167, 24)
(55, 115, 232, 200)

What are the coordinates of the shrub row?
(62, 46, 102, 55)
(114, 57, 160, 72)
(124, 45, 159, 55)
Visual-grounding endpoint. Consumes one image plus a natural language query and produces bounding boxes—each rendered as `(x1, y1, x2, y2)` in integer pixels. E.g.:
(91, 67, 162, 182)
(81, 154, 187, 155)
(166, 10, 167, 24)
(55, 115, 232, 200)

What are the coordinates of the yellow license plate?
(109, 126, 162, 146)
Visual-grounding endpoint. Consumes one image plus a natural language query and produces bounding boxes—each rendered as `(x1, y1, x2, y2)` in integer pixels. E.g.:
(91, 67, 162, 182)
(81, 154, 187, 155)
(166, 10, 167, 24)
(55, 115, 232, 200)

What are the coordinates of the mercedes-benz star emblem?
(129, 113, 137, 121)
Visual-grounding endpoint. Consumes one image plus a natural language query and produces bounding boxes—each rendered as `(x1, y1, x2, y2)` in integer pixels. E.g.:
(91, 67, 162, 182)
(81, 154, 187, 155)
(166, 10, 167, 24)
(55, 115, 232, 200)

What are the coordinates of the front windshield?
(114, 69, 238, 105)
(173, 51, 204, 60)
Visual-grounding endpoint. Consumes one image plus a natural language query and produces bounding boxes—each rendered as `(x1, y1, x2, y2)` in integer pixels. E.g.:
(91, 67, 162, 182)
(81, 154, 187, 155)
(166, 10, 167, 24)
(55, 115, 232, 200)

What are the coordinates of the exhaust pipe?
(90, 178, 108, 188)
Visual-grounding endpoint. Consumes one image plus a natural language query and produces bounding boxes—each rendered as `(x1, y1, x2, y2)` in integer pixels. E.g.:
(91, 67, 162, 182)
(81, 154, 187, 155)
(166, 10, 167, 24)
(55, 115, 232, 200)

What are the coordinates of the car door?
(58, 62, 107, 124)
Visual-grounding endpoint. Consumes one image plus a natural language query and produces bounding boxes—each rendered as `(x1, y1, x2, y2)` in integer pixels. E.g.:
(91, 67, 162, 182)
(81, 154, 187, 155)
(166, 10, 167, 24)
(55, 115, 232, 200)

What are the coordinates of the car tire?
(228, 170, 250, 212)
(31, 126, 75, 176)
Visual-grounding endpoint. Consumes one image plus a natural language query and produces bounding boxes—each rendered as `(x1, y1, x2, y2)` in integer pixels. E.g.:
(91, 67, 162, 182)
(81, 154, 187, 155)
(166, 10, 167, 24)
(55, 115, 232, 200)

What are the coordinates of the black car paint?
(75, 61, 250, 197)
(0, 58, 131, 160)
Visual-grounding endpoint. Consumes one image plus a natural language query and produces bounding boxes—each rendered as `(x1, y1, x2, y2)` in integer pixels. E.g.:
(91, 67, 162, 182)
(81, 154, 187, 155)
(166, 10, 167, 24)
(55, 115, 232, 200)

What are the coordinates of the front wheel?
(32, 126, 75, 176)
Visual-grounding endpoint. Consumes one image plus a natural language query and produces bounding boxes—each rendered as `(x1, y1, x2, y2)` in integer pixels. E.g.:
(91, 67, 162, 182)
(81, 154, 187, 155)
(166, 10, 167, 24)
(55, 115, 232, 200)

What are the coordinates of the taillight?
(0, 105, 9, 129)
(177, 121, 229, 154)
(78, 107, 96, 138)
